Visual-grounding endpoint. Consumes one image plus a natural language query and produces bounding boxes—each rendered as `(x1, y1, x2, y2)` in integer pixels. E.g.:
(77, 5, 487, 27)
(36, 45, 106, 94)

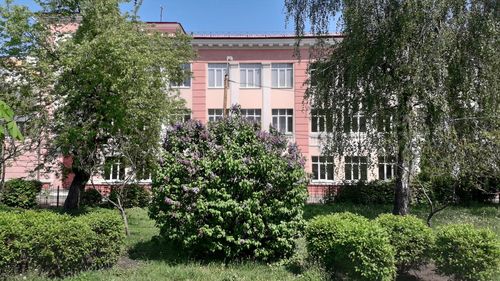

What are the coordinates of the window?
(312, 156, 334, 181)
(311, 109, 333, 133)
(378, 156, 396, 180)
(170, 110, 191, 124)
(377, 113, 393, 132)
(104, 158, 125, 181)
(271, 63, 293, 88)
(171, 63, 191, 88)
(240, 109, 261, 123)
(208, 109, 224, 121)
(272, 109, 293, 133)
(344, 106, 367, 133)
(136, 165, 152, 181)
(345, 156, 368, 181)
(240, 64, 261, 88)
(208, 63, 228, 88)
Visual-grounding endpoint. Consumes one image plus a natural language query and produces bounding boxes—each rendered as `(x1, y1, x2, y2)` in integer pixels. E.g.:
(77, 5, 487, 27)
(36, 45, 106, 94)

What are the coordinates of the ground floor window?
(378, 156, 396, 180)
(272, 109, 293, 133)
(208, 109, 224, 122)
(104, 158, 126, 181)
(345, 156, 368, 181)
(240, 109, 261, 123)
(312, 156, 334, 181)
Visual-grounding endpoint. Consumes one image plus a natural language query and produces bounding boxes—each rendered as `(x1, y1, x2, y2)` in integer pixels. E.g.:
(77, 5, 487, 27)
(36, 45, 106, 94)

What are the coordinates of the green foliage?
(306, 212, 396, 281)
(0, 100, 23, 140)
(0, 209, 124, 277)
(375, 214, 434, 272)
(0, 179, 42, 209)
(81, 188, 103, 206)
(109, 184, 150, 208)
(434, 224, 500, 281)
(335, 180, 394, 204)
(150, 111, 308, 261)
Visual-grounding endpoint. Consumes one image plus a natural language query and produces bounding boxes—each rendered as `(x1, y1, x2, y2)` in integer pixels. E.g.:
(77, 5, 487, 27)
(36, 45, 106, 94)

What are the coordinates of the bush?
(434, 224, 500, 281)
(0, 209, 124, 277)
(109, 184, 150, 208)
(306, 212, 396, 281)
(0, 179, 42, 209)
(375, 214, 433, 272)
(81, 188, 103, 206)
(336, 180, 394, 204)
(150, 111, 308, 261)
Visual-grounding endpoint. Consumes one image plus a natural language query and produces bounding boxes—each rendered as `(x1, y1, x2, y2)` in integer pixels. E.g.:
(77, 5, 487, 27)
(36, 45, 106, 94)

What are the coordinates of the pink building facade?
(3, 22, 395, 203)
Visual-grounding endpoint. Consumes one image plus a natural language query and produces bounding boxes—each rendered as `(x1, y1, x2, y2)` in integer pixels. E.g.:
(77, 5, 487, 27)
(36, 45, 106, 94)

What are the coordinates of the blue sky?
(10, 0, 336, 34)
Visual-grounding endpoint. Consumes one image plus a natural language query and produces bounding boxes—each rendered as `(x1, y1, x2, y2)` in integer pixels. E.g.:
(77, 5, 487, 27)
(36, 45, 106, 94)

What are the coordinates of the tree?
(38, 0, 194, 210)
(285, 0, 499, 215)
(0, 1, 53, 191)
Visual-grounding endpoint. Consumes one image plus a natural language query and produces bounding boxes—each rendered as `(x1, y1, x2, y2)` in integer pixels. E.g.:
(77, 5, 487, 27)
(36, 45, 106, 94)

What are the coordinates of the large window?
(271, 63, 293, 88)
(240, 109, 261, 123)
(312, 156, 334, 181)
(378, 156, 396, 180)
(311, 109, 333, 133)
(240, 64, 261, 88)
(344, 107, 367, 133)
(345, 156, 368, 181)
(104, 158, 125, 181)
(208, 63, 228, 88)
(171, 63, 191, 88)
(377, 113, 393, 132)
(272, 109, 293, 133)
(208, 109, 224, 122)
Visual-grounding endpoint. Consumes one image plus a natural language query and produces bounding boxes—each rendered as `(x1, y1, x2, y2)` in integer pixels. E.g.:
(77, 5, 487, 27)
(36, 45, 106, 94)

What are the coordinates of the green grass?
(5, 203, 499, 280)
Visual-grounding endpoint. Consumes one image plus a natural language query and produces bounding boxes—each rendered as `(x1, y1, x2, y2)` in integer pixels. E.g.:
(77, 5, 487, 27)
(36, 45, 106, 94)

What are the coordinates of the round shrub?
(150, 112, 308, 261)
(0, 179, 42, 209)
(81, 188, 103, 206)
(0, 210, 124, 278)
(109, 184, 150, 208)
(375, 214, 433, 272)
(306, 212, 396, 281)
(434, 224, 500, 281)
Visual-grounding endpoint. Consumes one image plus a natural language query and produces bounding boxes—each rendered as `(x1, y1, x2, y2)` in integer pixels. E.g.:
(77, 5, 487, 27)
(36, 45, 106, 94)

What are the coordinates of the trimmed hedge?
(0, 179, 42, 209)
(375, 214, 434, 272)
(434, 224, 500, 281)
(0, 209, 124, 277)
(306, 212, 396, 281)
(335, 180, 394, 204)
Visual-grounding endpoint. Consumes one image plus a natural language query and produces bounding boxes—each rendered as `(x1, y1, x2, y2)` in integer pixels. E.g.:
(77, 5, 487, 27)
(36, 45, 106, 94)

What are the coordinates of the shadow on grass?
(128, 235, 190, 264)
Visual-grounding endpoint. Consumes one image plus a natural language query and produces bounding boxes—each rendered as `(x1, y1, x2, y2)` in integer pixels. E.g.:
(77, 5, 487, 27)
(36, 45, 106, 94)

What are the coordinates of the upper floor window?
(240, 64, 261, 88)
(378, 156, 396, 180)
(104, 157, 126, 181)
(377, 113, 393, 132)
(312, 156, 334, 181)
(171, 63, 191, 88)
(271, 63, 293, 88)
(208, 109, 223, 122)
(208, 63, 228, 88)
(272, 109, 293, 133)
(240, 109, 261, 123)
(311, 109, 333, 133)
(344, 105, 367, 133)
(345, 156, 368, 181)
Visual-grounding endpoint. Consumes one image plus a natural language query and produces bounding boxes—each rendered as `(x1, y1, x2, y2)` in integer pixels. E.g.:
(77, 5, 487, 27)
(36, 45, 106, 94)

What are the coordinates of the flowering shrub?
(149, 109, 308, 261)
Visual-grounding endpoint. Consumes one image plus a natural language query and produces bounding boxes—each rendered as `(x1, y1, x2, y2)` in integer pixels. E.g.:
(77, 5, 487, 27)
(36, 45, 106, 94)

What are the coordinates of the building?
(2, 22, 396, 203)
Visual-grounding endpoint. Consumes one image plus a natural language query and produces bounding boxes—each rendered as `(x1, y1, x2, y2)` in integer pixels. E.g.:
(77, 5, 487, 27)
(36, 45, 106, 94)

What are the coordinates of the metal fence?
(37, 186, 68, 207)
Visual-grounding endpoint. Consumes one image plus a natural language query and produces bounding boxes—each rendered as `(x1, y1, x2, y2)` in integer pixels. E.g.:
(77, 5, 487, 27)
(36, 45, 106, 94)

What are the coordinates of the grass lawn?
(6, 203, 499, 281)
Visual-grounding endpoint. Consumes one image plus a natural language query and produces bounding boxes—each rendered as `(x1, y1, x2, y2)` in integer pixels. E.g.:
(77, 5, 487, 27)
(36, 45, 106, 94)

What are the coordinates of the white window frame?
(240, 64, 261, 88)
(311, 156, 335, 182)
(311, 109, 333, 133)
(208, 63, 228, 88)
(240, 109, 261, 123)
(378, 156, 396, 180)
(208, 109, 224, 122)
(171, 63, 191, 88)
(344, 156, 368, 181)
(272, 109, 293, 134)
(104, 158, 126, 182)
(271, 63, 293, 88)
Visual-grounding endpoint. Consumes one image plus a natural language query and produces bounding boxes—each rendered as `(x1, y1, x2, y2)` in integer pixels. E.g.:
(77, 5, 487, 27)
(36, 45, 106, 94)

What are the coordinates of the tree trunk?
(63, 168, 90, 210)
(118, 206, 130, 236)
(393, 94, 412, 216)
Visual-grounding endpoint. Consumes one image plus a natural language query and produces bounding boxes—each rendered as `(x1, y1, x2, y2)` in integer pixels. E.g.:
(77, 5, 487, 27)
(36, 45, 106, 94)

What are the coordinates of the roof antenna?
(160, 5, 164, 22)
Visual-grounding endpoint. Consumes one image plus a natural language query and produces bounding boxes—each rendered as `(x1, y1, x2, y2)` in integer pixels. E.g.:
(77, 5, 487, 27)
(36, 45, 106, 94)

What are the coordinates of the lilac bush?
(149, 108, 308, 261)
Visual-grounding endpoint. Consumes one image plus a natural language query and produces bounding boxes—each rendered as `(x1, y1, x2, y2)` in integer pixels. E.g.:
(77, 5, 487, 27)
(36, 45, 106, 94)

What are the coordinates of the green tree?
(285, 0, 499, 215)
(39, 0, 195, 210)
